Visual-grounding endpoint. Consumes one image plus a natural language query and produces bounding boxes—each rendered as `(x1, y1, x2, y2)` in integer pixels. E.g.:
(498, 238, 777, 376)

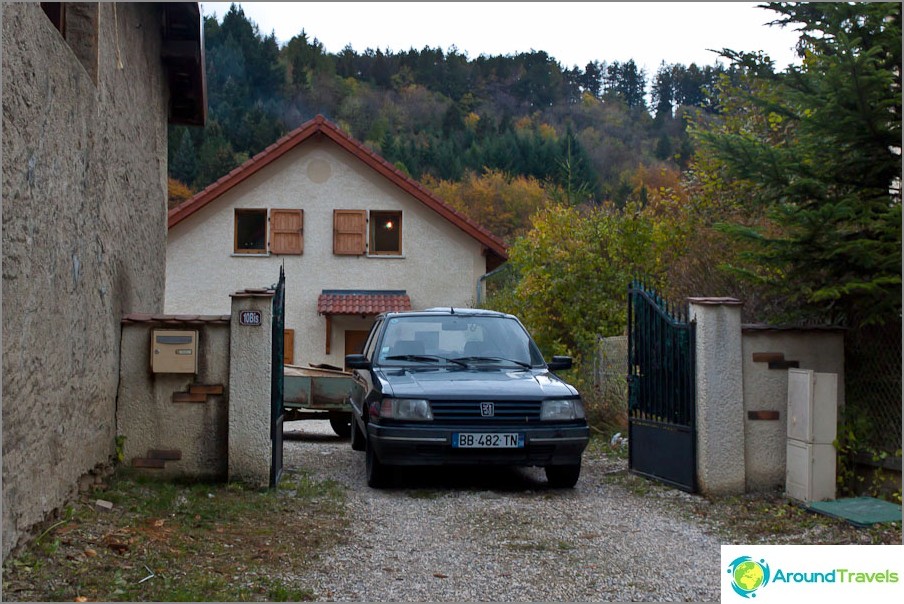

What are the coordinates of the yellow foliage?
(464, 112, 480, 130)
(422, 169, 551, 243)
(538, 123, 558, 141)
(167, 178, 194, 209)
(514, 115, 533, 131)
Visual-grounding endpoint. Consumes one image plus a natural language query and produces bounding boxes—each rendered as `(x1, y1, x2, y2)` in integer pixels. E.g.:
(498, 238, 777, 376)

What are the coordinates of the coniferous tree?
(171, 130, 198, 186)
(692, 1, 901, 328)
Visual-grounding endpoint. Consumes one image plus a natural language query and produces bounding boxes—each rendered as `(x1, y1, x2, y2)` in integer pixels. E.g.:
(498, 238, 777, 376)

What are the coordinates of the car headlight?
(380, 398, 434, 421)
(541, 399, 585, 421)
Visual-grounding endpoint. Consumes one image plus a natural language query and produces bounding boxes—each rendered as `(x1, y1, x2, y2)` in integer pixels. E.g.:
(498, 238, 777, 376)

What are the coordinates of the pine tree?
(692, 2, 902, 328)
(171, 130, 198, 186)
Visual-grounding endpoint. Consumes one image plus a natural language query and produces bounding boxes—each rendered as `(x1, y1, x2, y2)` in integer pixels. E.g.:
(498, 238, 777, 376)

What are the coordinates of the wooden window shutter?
(284, 329, 295, 365)
(333, 209, 366, 255)
(269, 209, 303, 255)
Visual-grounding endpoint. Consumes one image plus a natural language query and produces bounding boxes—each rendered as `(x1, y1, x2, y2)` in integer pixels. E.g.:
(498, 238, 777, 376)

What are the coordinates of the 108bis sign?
(239, 310, 262, 326)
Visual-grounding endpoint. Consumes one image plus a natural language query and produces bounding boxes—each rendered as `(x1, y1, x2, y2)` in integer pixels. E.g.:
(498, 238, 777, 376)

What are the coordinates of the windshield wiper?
(452, 356, 532, 369)
(384, 354, 468, 367)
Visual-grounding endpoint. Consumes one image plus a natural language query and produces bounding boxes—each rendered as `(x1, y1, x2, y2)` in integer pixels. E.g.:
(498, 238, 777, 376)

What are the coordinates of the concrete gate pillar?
(228, 289, 275, 487)
(689, 297, 746, 496)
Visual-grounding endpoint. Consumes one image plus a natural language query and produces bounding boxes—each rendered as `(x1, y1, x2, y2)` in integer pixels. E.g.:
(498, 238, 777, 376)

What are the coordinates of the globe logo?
(727, 556, 771, 598)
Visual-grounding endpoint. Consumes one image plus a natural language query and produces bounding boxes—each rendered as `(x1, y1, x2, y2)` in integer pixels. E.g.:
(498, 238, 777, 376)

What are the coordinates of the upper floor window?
(370, 211, 402, 255)
(233, 208, 304, 255)
(333, 209, 402, 256)
(235, 209, 268, 254)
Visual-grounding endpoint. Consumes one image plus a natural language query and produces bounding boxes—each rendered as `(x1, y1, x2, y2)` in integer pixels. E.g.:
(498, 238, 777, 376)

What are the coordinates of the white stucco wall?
(116, 320, 231, 479)
(166, 140, 492, 367)
(689, 298, 746, 496)
(741, 328, 845, 491)
(228, 293, 274, 487)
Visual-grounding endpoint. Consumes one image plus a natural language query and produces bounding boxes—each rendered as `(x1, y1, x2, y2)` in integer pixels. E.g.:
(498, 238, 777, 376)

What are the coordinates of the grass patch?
(2, 469, 347, 602)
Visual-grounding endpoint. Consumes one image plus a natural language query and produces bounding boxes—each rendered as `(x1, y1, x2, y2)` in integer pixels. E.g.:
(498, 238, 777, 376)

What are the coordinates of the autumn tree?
(421, 169, 550, 243)
(488, 202, 674, 358)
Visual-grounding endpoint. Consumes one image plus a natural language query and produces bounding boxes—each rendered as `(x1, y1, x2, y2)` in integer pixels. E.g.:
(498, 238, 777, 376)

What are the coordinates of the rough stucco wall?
(116, 322, 230, 479)
(741, 329, 845, 491)
(228, 295, 273, 487)
(2, 4, 168, 559)
(165, 140, 490, 368)
(690, 301, 746, 496)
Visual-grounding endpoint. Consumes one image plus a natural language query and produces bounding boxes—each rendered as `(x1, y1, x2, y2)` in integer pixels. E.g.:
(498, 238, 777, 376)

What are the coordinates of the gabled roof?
(168, 114, 507, 267)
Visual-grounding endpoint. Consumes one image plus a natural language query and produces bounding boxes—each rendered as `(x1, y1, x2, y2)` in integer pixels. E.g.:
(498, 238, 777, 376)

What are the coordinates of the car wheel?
(328, 412, 352, 439)
(350, 416, 365, 451)
(545, 463, 581, 488)
(365, 439, 391, 488)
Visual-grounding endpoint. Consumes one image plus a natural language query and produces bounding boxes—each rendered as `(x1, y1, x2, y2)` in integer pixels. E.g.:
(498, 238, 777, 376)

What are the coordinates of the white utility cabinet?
(785, 368, 838, 502)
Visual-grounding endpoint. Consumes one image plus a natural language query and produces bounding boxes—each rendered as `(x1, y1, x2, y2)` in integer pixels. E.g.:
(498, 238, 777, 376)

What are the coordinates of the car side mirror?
(345, 354, 371, 370)
(547, 355, 573, 371)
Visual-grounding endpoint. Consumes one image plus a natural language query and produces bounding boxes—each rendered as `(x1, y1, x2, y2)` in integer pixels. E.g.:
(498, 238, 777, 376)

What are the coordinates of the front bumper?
(367, 422, 590, 467)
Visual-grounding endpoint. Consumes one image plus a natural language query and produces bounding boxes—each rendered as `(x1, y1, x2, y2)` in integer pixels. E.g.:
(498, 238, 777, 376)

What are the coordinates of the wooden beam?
(325, 315, 332, 355)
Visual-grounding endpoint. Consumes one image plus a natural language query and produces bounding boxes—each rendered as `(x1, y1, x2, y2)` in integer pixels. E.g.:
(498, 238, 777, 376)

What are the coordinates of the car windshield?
(377, 314, 544, 368)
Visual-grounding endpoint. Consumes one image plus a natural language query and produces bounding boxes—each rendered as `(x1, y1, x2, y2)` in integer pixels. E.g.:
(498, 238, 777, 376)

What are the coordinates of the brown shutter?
(333, 209, 366, 255)
(284, 329, 295, 365)
(270, 209, 303, 255)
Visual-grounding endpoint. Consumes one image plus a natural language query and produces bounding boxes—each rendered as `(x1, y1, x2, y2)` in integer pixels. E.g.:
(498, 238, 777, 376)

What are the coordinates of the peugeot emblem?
(480, 402, 495, 417)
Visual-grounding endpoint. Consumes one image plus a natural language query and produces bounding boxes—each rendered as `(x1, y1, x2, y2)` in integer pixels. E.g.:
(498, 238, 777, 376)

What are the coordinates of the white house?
(166, 115, 508, 367)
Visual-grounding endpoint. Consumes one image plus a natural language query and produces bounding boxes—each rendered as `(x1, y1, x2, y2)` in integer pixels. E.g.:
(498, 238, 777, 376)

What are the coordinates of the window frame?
(233, 208, 269, 255)
(368, 210, 403, 256)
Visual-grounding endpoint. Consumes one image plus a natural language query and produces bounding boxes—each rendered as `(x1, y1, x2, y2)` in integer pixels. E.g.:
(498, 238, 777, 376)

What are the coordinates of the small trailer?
(283, 364, 358, 437)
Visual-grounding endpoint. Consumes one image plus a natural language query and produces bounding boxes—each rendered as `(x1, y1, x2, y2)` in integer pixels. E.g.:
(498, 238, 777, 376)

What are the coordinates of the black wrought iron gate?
(270, 266, 286, 488)
(627, 280, 697, 492)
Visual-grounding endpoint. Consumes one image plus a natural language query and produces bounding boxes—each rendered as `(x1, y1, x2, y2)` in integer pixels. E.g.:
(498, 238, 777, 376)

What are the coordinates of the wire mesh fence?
(844, 322, 902, 454)
(591, 335, 629, 429)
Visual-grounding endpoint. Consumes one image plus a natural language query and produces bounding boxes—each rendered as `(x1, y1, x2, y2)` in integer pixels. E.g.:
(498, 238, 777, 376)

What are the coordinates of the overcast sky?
(199, 2, 804, 74)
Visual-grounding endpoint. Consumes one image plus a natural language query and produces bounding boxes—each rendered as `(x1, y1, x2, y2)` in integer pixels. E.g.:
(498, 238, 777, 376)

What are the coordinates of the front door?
(344, 330, 370, 369)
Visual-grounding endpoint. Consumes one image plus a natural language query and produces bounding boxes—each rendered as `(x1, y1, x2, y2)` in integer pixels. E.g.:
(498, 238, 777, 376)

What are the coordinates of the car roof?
(376, 307, 515, 320)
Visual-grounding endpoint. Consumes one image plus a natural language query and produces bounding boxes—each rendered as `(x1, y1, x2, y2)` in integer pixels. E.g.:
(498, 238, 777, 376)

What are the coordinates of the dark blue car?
(345, 308, 590, 488)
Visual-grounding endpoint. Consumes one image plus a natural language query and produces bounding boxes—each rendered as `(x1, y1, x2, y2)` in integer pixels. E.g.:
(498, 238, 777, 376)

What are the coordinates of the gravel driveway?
(282, 420, 722, 602)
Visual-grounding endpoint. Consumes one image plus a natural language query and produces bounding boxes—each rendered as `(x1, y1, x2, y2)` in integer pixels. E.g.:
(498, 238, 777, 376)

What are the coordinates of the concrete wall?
(689, 298, 746, 497)
(2, 3, 169, 559)
(228, 292, 274, 487)
(741, 327, 845, 491)
(116, 317, 231, 479)
(165, 140, 491, 368)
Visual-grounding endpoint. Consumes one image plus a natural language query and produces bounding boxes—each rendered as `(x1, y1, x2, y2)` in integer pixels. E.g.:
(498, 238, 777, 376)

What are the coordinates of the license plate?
(452, 432, 524, 448)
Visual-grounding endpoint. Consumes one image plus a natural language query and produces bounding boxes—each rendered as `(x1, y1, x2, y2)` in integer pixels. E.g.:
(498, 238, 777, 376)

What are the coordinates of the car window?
(362, 319, 382, 361)
(376, 315, 543, 366)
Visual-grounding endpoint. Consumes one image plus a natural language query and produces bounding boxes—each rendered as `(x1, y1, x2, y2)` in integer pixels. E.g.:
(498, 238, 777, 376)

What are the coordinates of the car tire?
(365, 439, 391, 488)
(545, 463, 581, 488)
(328, 412, 352, 439)
(350, 416, 365, 451)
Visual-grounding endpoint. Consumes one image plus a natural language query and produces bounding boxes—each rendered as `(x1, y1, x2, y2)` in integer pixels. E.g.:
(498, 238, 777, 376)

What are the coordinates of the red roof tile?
(167, 114, 507, 269)
(317, 292, 412, 316)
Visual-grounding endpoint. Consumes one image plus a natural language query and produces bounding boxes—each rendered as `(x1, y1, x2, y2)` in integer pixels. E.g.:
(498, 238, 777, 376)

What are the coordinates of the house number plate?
(239, 310, 262, 326)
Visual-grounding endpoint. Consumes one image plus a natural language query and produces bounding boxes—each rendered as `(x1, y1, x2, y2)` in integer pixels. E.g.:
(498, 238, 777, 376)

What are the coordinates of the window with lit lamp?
(369, 210, 402, 255)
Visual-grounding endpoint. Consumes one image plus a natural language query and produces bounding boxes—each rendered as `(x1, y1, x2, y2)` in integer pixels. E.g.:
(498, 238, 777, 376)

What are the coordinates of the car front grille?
(429, 400, 542, 422)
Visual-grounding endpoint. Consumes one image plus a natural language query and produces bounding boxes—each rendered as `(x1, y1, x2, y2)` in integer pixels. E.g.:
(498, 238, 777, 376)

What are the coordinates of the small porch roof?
(316, 290, 412, 316)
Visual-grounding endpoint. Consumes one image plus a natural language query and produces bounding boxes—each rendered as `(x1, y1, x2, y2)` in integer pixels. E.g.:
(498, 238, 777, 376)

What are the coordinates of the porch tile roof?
(317, 290, 411, 315)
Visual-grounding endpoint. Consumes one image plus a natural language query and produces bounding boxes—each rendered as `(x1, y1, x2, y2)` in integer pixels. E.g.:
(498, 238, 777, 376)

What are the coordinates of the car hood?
(375, 368, 579, 399)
